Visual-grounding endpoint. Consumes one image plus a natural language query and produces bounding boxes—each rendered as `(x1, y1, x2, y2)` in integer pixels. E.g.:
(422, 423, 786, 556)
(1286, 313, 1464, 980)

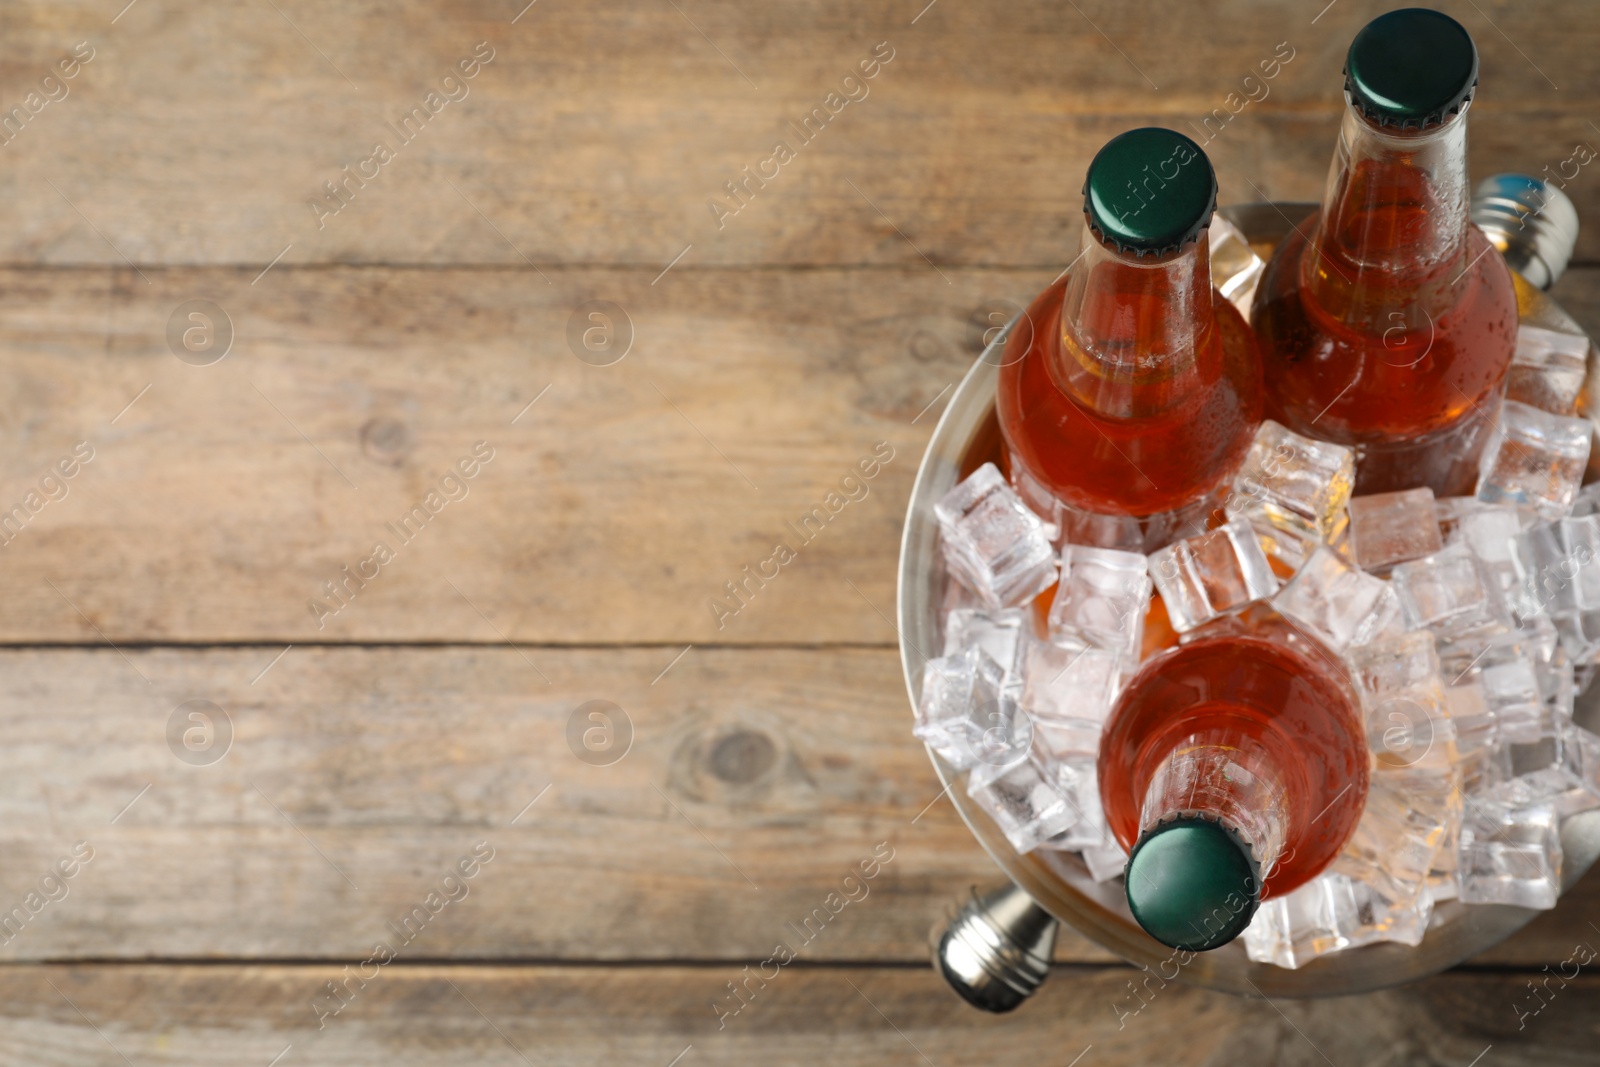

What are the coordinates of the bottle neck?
(1306, 103, 1473, 326)
(1053, 220, 1218, 418)
(1138, 725, 1289, 882)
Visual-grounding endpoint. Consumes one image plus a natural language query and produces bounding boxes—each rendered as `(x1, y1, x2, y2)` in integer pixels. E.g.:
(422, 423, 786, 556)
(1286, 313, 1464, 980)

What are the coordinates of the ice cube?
(1535, 639, 1578, 719)
(1442, 680, 1498, 760)
(1055, 499, 1146, 553)
(1457, 735, 1513, 798)
(1437, 633, 1545, 746)
(1492, 709, 1585, 806)
(1244, 876, 1355, 968)
(1510, 520, 1580, 617)
(942, 608, 1027, 675)
(976, 691, 1043, 774)
(940, 576, 985, 616)
(1344, 882, 1432, 949)
(1016, 636, 1123, 727)
(1244, 873, 1431, 969)
(1390, 543, 1510, 642)
(1326, 513, 1356, 564)
(1227, 421, 1355, 570)
(1349, 488, 1443, 574)
(1147, 518, 1278, 633)
(1333, 768, 1460, 904)
(1552, 723, 1600, 817)
(1273, 544, 1403, 653)
(1008, 456, 1064, 536)
(935, 463, 1058, 609)
(1209, 214, 1266, 316)
(1556, 515, 1600, 611)
(1427, 815, 1461, 904)
(1426, 873, 1459, 905)
(1457, 796, 1561, 909)
(1436, 498, 1528, 610)
(1347, 631, 1457, 772)
(1488, 658, 1557, 744)
(1081, 841, 1130, 883)
(1032, 719, 1104, 760)
(1505, 517, 1600, 661)
(1040, 756, 1117, 851)
(912, 648, 1012, 771)
(1522, 613, 1562, 667)
(1505, 322, 1590, 417)
(1436, 497, 1529, 559)
(1047, 545, 1151, 661)
(966, 751, 1081, 854)
(1551, 611, 1600, 669)
(1570, 480, 1600, 519)
(1519, 614, 1569, 697)
(1475, 400, 1591, 522)
(1483, 663, 1547, 743)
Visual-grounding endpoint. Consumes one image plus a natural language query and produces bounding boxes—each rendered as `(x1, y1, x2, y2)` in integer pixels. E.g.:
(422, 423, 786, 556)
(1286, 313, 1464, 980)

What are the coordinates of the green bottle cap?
(1082, 128, 1217, 258)
(1345, 8, 1478, 130)
(1124, 815, 1262, 952)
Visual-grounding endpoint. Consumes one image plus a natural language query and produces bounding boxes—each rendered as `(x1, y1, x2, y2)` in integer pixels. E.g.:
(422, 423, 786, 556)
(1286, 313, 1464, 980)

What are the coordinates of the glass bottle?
(997, 127, 1262, 553)
(1251, 8, 1517, 496)
(1098, 613, 1369, 950)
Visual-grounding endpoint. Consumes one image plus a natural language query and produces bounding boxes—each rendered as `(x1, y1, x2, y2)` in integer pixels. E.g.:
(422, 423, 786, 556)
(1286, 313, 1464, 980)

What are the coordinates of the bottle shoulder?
(1100, 616, 1371, 898)
(1255, 212, 1517, 347)
(1252, 215, 1518, 446)
(996, 274, 1262, 520)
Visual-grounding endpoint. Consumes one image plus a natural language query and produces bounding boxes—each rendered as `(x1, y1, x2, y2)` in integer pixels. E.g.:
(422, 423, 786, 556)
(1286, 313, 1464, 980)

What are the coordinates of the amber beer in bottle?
(1252, 8, 1517, 496)
(996, 128, 1262, 551)
(1099, 614, 1369, 950)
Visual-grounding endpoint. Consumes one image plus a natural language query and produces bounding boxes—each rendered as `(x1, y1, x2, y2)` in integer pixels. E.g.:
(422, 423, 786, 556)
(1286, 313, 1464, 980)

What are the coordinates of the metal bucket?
(900, 198, 1600, 1000)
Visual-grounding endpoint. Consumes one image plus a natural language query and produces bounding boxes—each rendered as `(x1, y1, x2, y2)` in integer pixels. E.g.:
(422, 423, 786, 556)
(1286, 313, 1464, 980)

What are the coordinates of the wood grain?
(0, 644, 1115, 963)
(0, 1, 1593, 268)
(1, 264, 1598, 646)
(0, 643, 1587, 968)
(0, 264, 1005, 644)
(6, 962, 1600, 1066)
(1, 5, 1598, 1059)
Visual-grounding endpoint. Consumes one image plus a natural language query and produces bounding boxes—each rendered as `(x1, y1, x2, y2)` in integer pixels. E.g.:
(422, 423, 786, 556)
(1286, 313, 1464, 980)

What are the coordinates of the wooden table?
(3, 1, 1599, 1062)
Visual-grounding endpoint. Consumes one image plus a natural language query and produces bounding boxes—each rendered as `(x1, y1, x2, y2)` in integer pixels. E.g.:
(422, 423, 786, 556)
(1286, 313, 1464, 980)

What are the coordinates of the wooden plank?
(0, 264, 1005, 644)
(5, 264, 1600, 647)
(0, 1, 1594, 268)
(0, 643, 1592, 968)
(0, 644, 1115, 963)
(7, 962, 1600, 1065)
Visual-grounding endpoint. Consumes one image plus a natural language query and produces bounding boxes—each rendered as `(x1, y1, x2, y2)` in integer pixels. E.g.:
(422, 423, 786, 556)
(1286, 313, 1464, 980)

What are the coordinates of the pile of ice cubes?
(915, 315, 1600, 969)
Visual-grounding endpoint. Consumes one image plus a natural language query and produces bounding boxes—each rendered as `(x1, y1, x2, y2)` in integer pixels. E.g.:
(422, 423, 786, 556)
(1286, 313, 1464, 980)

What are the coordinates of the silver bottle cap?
(930, 882, 1057, 1012)
(1471, 173, 1580, 290)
